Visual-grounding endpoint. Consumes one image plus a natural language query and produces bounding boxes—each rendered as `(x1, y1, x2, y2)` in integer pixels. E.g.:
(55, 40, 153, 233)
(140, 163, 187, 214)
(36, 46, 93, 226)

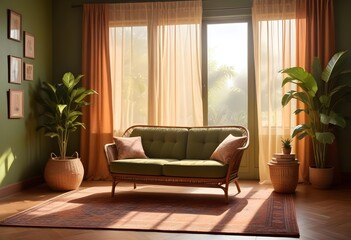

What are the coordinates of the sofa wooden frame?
(104, 125, 249, 202)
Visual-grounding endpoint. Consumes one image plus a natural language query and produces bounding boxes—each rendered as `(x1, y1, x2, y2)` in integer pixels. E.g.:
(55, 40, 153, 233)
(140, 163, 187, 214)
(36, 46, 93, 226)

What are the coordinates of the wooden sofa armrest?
(225, 127, 250, 184)
(104, 143, 117, 167)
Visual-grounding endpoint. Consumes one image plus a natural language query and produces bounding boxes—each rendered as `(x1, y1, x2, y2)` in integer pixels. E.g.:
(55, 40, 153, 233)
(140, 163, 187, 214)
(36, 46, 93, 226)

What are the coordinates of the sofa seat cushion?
(163, 160, 228, 178)
(110, 159, 177, 176)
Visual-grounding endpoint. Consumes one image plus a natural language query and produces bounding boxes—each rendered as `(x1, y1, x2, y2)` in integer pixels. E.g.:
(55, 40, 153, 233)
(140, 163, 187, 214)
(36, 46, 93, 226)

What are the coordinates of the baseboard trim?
(0, 176, 44, 198)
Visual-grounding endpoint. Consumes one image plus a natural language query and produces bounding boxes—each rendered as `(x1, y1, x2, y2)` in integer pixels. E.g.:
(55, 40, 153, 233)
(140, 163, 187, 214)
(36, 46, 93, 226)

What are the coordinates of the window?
(206, 22, 248, 127)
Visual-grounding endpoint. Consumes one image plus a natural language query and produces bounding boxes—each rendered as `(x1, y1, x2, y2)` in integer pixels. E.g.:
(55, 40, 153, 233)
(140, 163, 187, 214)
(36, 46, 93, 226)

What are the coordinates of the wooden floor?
(0, 180, 350, 240)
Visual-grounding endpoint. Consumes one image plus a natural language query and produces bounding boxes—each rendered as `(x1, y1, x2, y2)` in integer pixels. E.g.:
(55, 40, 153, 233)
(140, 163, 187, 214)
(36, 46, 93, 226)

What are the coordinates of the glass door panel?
(207, 23, 248, 127)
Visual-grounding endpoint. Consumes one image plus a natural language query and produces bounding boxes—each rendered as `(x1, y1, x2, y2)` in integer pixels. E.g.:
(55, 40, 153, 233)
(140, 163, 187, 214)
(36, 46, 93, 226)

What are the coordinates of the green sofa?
(104, 125, 249, 201)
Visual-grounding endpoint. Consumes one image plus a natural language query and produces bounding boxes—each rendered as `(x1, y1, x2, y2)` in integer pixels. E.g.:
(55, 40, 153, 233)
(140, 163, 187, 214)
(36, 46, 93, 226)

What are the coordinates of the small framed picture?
(24, 63, 34, 81)
(8, 10, 22, 41)
(24, 32, 35, 59)
(8, 56, 22, 84)
(8, 90, 24, 119)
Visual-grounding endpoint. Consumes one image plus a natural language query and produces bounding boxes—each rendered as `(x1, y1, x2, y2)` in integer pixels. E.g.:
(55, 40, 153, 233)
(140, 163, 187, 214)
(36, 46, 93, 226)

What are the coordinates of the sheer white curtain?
(252, 0, 297, 183)
(109, 1, 203, 135)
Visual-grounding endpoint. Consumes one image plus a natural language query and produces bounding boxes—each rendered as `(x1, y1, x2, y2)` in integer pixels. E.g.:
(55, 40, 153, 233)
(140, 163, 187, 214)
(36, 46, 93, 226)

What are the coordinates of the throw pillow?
(114, 136, 148, 159)
(210, 134, 247, 164)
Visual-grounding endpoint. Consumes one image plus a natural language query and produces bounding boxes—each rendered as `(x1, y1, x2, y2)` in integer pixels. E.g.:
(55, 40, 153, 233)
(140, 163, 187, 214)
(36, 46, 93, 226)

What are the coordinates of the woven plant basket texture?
(44, 153, 84, 191)
(269, 160, 299, 193)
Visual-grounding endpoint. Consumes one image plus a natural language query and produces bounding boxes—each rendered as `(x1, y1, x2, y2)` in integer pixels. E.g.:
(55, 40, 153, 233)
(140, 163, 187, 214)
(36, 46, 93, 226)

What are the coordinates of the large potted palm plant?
(281, 51, 351, 188)
(37, 72, 96, 190)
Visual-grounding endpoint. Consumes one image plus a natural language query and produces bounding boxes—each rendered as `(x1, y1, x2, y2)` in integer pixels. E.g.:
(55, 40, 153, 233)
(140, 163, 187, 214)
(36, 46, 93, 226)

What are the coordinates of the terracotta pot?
(44, 152, 84, 191)
(309, 166, 334, 189)
(282, 147, 291, 154)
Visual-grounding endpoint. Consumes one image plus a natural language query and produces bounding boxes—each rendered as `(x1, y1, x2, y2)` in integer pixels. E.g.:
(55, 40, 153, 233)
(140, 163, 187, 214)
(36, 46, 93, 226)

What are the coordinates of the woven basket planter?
(44, 152, 84, 191)
(268, 154, 299, 193)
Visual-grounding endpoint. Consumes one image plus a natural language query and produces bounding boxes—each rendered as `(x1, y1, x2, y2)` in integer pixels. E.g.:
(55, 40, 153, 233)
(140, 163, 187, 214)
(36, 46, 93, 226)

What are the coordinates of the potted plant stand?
(268, 153, 299, 193)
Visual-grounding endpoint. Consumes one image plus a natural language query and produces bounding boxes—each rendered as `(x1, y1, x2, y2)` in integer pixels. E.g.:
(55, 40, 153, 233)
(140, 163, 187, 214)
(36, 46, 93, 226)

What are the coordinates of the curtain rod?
(72, 0, 195, 7)
(72, 4, 251, 11)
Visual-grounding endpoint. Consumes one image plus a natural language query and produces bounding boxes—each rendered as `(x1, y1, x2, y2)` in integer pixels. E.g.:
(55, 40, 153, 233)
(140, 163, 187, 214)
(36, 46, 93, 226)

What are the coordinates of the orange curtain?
(295, 0, 336, 183)
(81, 4, 113, 180)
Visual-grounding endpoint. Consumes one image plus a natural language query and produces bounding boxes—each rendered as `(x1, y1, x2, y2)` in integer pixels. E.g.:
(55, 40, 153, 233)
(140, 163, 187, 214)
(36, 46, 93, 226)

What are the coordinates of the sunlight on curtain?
(109, 25, 148, 136)
(252, 0, 297, 183)
(109, 1, 203, 135)
(81, 4, 113, 180)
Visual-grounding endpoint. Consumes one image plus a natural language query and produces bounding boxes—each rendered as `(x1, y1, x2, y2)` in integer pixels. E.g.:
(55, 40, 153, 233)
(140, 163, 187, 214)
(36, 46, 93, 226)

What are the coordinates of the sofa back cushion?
(186, 127, 244, 159)
(130, 127, 189, 159)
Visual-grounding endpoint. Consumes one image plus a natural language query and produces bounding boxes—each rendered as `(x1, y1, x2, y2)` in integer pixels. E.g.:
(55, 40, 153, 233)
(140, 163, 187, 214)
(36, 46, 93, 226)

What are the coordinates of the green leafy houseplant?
(281, 137, 292, 148)
(37, 72, 97, 159)
(281, 51, 351, 168)
(281, 137, 292, 154)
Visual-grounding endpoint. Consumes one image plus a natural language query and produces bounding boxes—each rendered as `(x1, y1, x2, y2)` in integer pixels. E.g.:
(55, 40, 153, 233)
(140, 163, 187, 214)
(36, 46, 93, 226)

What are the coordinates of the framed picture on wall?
(24, 63, 34, 81)
(8, 55, 22, 84)
(8, 89, 24, 119)
(24, 32, 35, 59)
(8, 9, 22, 41)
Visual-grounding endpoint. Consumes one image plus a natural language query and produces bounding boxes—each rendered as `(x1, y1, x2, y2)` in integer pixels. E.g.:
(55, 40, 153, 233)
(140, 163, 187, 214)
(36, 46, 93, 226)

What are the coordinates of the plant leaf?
(57, 104, 67, 115)
(281, 67, 318, 96)
(74, 89, 97, 103)
(321, 112, 346, 128)
(45, 132, 59, 138)
(294, 108, 307, 115)
(321, 51, 348, 82)
(292, 124, 311, 138)
(316, 132, 335, 144)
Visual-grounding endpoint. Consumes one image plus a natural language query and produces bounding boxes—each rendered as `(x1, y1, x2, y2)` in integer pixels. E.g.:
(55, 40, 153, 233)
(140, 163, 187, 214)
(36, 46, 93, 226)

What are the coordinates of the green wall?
(53, 1, 83, 80)
(334, 0, 351, 172)
(0, 0, 53, 188)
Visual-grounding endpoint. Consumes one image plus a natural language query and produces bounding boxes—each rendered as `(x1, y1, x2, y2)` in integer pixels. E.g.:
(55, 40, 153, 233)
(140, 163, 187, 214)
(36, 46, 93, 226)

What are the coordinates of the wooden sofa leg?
(224, 189, 229, 203)
(111, 179, 118, 197)
(221, 184, 229, 203)
(234, 179, 241, 193)
(134, 182, 137, 189)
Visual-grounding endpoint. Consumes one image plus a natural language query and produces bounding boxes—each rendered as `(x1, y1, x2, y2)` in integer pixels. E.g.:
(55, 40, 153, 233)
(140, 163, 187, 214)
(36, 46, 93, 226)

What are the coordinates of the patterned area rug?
(0, 185, 299, 237)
